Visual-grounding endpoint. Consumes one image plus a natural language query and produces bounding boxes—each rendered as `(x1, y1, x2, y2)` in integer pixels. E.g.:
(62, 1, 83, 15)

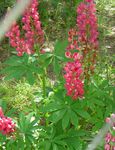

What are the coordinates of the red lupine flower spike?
(0, 107, 15, 135)
(6, 0, 44, 56)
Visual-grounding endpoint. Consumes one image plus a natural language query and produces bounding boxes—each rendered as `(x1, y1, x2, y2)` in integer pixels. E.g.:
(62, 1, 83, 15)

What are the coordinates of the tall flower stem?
(42, 68, 46, 98)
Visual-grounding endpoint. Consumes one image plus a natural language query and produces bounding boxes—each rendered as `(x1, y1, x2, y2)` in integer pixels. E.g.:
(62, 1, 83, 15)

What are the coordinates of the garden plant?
(0, 0, 115, 149)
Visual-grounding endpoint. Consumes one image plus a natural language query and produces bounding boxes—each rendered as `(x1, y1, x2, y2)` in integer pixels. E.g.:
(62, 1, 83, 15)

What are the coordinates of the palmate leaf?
(49, 109, 66, 123)
(1, 54, 43, 84)
(64, 128, 85, 150)
(41, 87, 91, 129)
(39, 52, 53, 67)
(42, 99, 79, 129)
(39, 125, 66, 150)
(18, 113, 39, 135)
(39, 100, 64, 113)
(64, 128, 87, 150)
(39, 50, 62, 75)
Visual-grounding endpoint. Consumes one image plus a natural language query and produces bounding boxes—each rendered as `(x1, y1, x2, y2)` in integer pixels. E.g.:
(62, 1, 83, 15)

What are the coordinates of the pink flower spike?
(5, 0, 44, 56)
(0, 107, 15, 135)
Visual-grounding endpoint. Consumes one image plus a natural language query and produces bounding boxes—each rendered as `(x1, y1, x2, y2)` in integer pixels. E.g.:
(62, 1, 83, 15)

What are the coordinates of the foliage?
(0, 110, 39, 149)
(0, 0, 115, 149)
(0, 0, 16, 18)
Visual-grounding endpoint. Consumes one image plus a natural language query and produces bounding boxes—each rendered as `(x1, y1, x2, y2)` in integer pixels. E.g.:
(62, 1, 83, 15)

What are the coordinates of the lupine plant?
(0, 0, 114, 149)
(5, 0, 44, 56)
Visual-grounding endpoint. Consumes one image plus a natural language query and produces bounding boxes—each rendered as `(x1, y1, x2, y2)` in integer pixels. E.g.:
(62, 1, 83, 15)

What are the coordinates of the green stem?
(42, 69, 46, 98)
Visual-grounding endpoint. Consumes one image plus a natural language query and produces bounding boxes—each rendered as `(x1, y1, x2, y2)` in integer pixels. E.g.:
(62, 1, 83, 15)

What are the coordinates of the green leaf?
(0, 66, 17, 74)
(66, 138, 82, 150)
(4, 70, 24, 80)
(30, 64, 44, 74)
(44, 57, 53, 67)
(74, 109, 90, 119)
(93, 98, 105, 106)
(70, 111, 78, 127)
(39, 53, 53, 61)
(39, 101, 63, 113)
(18, 113, 26, 132)
(54, 135, 66, 141)
(110, 130, 115, 136)
(67, 129, 86, 137)
(53, 144, 58, 150)
(49, 109, 66, 123)
(54, 140, 66, 146)
(62, 111, 70, 129)
(1, 54, 42, 84)
(45, 141, 51, 150)
(26, 71, 35, 85)
(56, 55, 64, 61)
(4, 55, 23, 65)
(25, 113, 34, 125)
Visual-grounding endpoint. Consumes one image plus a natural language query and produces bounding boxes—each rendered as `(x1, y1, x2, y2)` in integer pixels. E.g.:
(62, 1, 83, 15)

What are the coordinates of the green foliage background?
(0, 0, 114, 149)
